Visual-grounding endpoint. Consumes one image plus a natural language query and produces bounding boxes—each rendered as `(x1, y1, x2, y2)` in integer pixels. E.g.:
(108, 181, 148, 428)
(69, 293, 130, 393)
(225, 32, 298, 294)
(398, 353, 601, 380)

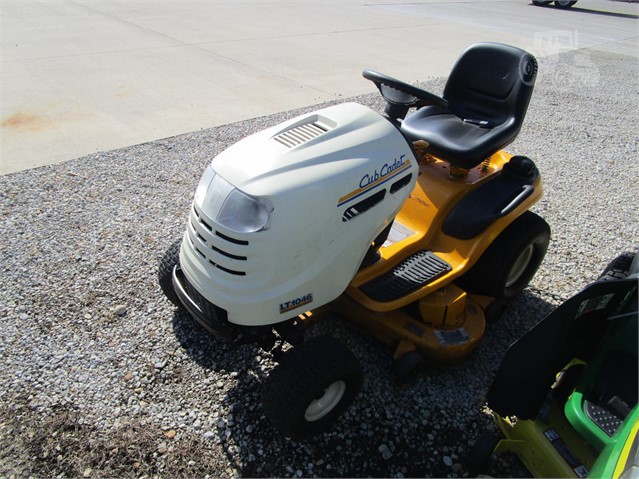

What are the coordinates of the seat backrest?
(443, 43, 537, 128)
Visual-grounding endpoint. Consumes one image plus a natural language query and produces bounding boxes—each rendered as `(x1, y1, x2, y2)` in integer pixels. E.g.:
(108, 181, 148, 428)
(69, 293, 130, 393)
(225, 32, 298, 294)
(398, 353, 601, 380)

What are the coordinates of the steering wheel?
(362, 69, 449, 111)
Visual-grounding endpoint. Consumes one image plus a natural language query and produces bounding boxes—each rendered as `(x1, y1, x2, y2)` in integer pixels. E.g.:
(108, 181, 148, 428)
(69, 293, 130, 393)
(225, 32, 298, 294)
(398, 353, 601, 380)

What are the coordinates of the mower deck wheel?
(263, 336, 363, 439)
(393, 350, 425, 384)
(484, 298, 508, 324)
(158, 239, 182, 307)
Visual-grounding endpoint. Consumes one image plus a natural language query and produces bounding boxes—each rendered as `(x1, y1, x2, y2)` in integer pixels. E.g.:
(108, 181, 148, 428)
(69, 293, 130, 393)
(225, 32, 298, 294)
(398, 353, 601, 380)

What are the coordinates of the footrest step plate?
(360, 250, 451, 302)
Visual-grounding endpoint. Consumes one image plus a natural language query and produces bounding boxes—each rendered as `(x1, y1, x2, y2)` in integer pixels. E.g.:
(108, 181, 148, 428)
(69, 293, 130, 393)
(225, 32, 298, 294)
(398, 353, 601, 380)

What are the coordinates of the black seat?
(401, 43, 537, 169)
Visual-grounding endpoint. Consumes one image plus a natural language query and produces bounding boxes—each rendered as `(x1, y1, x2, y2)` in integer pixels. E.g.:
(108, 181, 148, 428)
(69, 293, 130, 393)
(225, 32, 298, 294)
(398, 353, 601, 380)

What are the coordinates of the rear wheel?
(554, 0, 577, 8)
(158, 239, 182, 306)
(456, 212, 550, 299)
(263, 336, 363, 439)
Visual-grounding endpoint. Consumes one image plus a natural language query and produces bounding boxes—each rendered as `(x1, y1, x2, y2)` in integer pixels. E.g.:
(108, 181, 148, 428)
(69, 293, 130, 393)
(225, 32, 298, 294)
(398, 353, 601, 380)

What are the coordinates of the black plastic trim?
(172, 266, 236, 339)
(390, 174, 412, 194)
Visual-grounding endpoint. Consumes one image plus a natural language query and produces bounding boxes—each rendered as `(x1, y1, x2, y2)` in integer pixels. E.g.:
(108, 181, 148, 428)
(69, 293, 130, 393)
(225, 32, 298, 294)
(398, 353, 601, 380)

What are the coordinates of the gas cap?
(505, 155, 536, 177)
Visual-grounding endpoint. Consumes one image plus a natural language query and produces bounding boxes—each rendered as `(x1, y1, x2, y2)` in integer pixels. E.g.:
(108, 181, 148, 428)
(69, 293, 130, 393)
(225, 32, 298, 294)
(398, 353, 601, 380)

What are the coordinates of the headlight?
(195, 167, 270, 233)
(217, 188, 270, 233)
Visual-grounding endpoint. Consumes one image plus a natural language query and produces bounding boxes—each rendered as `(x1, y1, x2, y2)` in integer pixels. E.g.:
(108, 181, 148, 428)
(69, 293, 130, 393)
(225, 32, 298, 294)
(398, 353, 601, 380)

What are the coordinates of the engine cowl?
(180, 102, 418, 326)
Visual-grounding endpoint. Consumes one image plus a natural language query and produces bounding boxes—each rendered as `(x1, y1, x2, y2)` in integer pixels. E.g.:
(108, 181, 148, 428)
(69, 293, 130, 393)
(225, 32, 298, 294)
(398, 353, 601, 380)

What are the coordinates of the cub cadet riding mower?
(471, 251, 638, 478)
(159, 43, 550, 439)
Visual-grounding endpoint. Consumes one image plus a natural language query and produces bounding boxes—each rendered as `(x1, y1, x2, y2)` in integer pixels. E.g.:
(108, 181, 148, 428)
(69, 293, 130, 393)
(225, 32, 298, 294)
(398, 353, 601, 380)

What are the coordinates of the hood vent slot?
(274, 121, 328, 148)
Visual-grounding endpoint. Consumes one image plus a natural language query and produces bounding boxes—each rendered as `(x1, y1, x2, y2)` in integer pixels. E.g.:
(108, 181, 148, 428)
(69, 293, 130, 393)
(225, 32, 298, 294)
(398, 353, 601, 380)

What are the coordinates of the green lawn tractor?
(472, 250, 638, 478)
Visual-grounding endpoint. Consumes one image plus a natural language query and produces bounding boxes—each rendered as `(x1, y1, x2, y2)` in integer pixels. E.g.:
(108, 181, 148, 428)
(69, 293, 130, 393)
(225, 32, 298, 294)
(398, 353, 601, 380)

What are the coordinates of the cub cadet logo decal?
(279, 293, 313, 314)
(338, 155, 410, 207)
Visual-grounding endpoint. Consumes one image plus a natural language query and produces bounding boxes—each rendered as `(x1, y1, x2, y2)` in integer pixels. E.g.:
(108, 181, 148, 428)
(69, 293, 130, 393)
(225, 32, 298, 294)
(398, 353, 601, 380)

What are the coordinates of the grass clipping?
(0, 404, 222, 478)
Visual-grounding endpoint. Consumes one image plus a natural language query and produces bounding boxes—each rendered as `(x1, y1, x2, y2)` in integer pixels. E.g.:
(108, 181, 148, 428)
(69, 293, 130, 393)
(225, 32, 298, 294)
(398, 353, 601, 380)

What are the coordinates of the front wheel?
(456, 212, 550, 300)
(263, 336, 363, 439)
(554, 0, 577, 8)
(158, 239, 182, 306)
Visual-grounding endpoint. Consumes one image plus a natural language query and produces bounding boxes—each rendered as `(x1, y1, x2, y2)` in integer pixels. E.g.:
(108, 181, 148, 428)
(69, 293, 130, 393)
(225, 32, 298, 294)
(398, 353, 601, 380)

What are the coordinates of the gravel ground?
(1, 48, 637, 478)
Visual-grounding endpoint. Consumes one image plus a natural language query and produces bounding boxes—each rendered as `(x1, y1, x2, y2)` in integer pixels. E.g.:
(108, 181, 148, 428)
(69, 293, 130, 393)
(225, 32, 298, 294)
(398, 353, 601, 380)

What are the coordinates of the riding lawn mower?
(159, 42, 551, 439)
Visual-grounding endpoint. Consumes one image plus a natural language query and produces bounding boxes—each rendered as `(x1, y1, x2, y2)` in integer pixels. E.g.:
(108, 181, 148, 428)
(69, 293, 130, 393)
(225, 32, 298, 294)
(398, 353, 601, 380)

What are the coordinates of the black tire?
(158, 239, 182, 307)
(263, 336, 364, 440)
(468, 431, 501, 473)
(554, 0, 577, 8)
(456, 211, 550, 300)
(393, 350, 425, 385)
(598, 251, 635, 282)
(484, 298, 509, 324)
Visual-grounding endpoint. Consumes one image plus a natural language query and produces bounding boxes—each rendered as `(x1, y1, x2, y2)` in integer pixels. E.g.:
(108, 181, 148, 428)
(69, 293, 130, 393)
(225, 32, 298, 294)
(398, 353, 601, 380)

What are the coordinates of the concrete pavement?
(1, 0, 637, 175)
